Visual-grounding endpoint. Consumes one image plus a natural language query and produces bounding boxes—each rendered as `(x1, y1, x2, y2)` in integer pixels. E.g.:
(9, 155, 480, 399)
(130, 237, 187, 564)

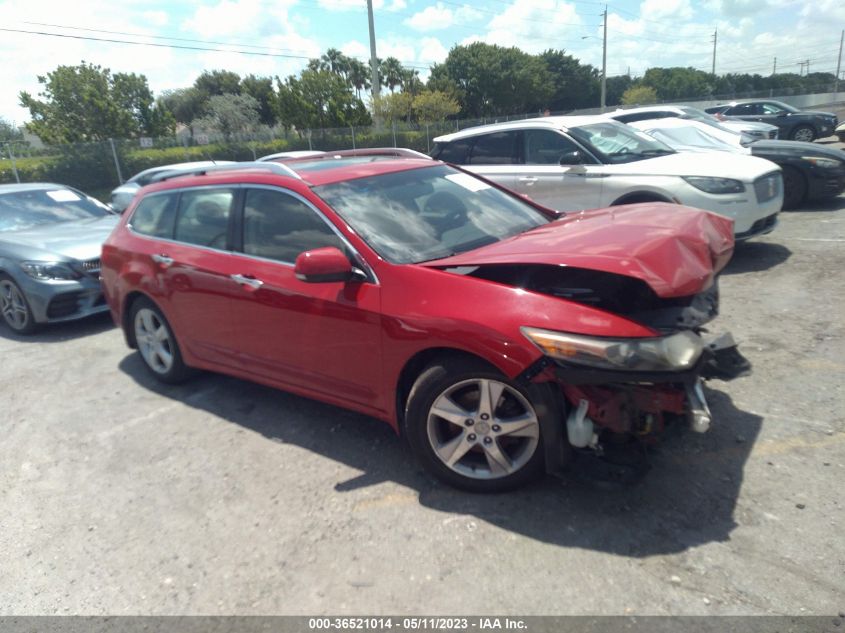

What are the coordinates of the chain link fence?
(2, 81, 843, 201)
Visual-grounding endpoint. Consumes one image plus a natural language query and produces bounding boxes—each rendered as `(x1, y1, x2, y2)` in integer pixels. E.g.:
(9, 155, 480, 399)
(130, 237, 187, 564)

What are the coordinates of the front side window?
(567, 122, 675, 164)
(729, 103, 760, 116)
(524, 130, 581, 165)
(173, 189, 235, 249)
(761, 103, 786, 115)
(469, 132, 518, 165)
(434, 140, 472, 164)
(242, 188, 342, 263)
(314, 164, 550, 265)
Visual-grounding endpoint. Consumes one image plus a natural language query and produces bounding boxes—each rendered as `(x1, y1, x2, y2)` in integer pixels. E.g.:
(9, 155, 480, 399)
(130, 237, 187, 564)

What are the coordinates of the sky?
(1, 0, 843, 125)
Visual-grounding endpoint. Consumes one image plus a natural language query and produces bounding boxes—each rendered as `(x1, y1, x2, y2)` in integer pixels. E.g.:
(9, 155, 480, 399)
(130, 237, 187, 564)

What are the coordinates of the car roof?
(609, 105, 689, 116)
(0, 182, 71, 195)
(432, 115, 617, 142)
(139, 157, 440, 193)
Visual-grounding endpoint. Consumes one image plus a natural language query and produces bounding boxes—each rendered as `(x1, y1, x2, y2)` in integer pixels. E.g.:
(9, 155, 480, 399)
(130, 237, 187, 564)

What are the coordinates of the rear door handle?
(231, 274, 264, 290)
(151, 254, 173, 267)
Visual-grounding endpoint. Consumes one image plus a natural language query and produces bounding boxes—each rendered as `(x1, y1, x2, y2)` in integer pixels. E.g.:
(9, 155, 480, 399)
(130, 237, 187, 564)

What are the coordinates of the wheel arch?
(610, 191, 674, 206)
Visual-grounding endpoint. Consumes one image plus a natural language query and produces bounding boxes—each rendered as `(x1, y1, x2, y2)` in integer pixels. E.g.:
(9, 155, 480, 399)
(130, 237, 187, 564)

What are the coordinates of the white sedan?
(431, 116, 783, 240)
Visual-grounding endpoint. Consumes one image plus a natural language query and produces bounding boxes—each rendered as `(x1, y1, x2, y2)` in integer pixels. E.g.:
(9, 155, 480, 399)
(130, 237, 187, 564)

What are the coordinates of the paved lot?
(2, 193, 844, 616)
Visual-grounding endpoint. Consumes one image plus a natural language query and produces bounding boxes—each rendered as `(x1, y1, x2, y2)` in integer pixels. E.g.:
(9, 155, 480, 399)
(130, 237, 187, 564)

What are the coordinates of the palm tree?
(380, 57, 405, 93)
(321, 48, 350, 80)
(348, 59, 371, 99)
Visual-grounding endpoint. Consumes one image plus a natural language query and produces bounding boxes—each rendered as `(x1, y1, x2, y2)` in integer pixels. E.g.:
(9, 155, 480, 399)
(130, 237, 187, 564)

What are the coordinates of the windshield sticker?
(445, 173, 491, 192)
(46, 190, 82, 202)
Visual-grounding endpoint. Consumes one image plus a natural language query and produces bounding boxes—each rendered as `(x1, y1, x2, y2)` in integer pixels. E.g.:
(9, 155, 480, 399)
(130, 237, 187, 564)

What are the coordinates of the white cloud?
(142, 11, 169, 27)
(639, 0, 693, 21)
(481, 0, 584, 53)
(405, 3, 454, 31)
(419, 37, 449, 65)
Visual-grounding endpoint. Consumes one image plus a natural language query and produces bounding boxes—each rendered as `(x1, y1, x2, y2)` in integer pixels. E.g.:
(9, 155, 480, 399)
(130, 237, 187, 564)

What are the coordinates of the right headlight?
(682, 176, 746, 194)
(20, 261, 81, 281)
(802, 156, 842, 169)
(521, 327, 704, 372)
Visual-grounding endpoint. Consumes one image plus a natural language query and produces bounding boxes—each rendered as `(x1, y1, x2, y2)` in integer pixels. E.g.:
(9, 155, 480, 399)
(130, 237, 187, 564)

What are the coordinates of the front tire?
(790, 125, 816, 142)
(405, 357, 549, 492)
(130, 297, 193, 383)
(782, 166, 808, 210)
(0, 275, 38, 334)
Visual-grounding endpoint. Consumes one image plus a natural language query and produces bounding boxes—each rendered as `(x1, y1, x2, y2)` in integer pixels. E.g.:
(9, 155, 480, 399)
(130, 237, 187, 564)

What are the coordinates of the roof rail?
(150, 161, 303, 184)
(274, 147, 432, 162)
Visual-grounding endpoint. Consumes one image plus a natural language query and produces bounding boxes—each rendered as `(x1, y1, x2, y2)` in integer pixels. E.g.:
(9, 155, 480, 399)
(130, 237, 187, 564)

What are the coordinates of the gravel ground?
(1, 190, 844, 616)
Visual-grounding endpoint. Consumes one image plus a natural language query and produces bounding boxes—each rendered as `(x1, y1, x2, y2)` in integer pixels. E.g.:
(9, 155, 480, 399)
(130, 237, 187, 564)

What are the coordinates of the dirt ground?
(1, 187, 844, 616)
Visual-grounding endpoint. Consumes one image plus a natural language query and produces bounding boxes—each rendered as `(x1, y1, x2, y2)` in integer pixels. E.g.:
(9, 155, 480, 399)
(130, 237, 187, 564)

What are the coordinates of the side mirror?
(559, 151, 584, 166)
(294, 247, 363, 283)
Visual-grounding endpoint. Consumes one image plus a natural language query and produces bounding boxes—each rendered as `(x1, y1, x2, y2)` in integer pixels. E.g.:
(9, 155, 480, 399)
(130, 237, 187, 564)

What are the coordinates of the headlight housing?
(20, 261, 81, 281)
(682, 176, 746, 194)
(802, 156, 842, 169)
(521, 327, 704, 372)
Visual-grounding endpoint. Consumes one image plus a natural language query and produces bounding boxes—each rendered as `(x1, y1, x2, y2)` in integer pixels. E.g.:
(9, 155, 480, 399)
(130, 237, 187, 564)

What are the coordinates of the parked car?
(430, 117, 782, 240)
(110, 161, 236, 212)
(836, 121, 845, 143)
(705, 100, 838, 142)
(257, 151, 326, 161)
(0, 183, 118, 333)
(101, 156, 749, 491)
(610, 104, 779, 141)
(624, 117, 845, 209)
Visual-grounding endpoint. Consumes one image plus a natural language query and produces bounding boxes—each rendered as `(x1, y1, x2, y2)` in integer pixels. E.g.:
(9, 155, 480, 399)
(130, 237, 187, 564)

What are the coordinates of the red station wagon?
(101, 151, 749, 491)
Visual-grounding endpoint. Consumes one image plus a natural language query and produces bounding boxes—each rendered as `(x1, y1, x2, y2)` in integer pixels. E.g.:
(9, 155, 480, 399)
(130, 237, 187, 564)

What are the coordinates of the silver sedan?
(0, 183, 118, 334)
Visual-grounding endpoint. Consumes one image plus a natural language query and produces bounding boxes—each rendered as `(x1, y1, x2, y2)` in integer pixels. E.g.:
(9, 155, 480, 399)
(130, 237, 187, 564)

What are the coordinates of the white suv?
(431, 116, 782, 240)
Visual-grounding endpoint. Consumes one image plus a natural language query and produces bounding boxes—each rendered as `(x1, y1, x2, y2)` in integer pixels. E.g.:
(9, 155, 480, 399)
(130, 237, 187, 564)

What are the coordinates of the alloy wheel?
(0, 280, 30, 331)
(426, 377, 540, 480)
(134, 308, 174, 374)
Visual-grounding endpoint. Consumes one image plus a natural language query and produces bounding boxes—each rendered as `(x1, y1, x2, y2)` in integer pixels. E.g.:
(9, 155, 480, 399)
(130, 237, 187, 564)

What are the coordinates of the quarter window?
(242, 189, 343, 263)
(173, 189, 235, 249)
(129, 193, 178, 238)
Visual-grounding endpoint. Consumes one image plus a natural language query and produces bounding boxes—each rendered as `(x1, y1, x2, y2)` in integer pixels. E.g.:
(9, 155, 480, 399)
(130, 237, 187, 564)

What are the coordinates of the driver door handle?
(231, 274, 264, 290)
(151, 254, 173, 267)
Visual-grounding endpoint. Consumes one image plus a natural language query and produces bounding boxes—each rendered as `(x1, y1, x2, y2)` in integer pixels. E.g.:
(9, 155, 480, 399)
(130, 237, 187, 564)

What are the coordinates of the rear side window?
(242, 188, 342, 263)
(436, 139, 473, 164)
(728, 103, 760, 116)
(129, 193, 178, 238)
(469, 132, 518, 165)
(173, 189, 235, 249)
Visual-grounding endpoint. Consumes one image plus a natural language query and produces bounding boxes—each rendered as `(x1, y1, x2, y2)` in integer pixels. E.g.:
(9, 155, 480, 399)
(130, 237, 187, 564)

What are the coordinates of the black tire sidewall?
(129, 296, 193, 384)
(782, 166, 807, 209)
(405, 357, 550, 492)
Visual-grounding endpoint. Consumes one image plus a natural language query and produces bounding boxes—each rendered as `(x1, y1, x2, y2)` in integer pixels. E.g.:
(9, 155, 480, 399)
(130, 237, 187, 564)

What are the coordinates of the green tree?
(412, 90, 460, 124)
(605, 75, 633, 107)
(240, 75, 277, 126)
(191, 93, 261, 141)
(620, 85, 658, 106)
(160, 87, 206, 127)
(293, 70, 372, 129)
(194, 70, 242, 98)
(19, 62, 174, 143)
(371, 92, 414, 124)
(539, 49, 600, 111)
(641, 67, 713, 100)
(0, 117, 23, 143)
(379, 57, 406, 93)
(432, 43, 554, 117)
(347, 59, 371, 99)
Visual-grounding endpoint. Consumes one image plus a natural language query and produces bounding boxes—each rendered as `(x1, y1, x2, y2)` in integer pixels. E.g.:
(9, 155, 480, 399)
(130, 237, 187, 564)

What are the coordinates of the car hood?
(0, 215, 119, 261)
(422, 203, 734, 298)
(605, 151, 779, 180)
(720, 120, 777, 132)
(751, 139, 845, 160)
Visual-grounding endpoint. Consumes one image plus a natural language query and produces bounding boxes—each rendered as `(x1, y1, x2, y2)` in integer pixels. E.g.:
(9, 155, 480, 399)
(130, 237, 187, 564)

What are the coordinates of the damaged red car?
(100, 151, 750, 492)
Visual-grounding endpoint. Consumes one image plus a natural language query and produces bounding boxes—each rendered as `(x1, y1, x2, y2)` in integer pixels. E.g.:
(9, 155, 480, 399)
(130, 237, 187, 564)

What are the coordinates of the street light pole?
(366, 0, 382, 124)
(601, 5, 607, 111)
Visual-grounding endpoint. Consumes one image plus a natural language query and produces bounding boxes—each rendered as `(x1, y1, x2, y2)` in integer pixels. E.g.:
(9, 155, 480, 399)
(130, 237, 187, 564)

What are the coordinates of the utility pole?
(835, 30, 843, 95)
(366, 0, 381, 124)
(772, 56, 777, 75)
(711, 29, 717, 76)
(806, 58, 810, 75)
(601, 4, 607, 111)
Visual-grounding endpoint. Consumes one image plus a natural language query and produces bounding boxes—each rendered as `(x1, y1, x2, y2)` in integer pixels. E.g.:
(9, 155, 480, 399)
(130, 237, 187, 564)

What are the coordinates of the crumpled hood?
(0, 215, 119, 261)
(422, 203, 734, 298)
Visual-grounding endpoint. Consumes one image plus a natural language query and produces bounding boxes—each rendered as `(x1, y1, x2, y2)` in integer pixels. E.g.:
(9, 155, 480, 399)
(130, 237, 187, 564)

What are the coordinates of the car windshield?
(567, 122, 676, 164)
(640, 125, 737, 152)
(314, 164, 551, 264)
(0, 188, 112, 232)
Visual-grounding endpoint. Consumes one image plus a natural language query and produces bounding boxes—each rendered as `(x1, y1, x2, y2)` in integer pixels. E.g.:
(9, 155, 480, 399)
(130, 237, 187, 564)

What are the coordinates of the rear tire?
(130, 297, 194, 383)
(0, 275, 38, 334)
(405, 356, 552, 492)
(782, 166, 808, 210)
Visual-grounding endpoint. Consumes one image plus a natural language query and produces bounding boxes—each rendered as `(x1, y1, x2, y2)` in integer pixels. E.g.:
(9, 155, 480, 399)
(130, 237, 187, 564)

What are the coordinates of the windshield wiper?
(636, 148, 675, 156)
